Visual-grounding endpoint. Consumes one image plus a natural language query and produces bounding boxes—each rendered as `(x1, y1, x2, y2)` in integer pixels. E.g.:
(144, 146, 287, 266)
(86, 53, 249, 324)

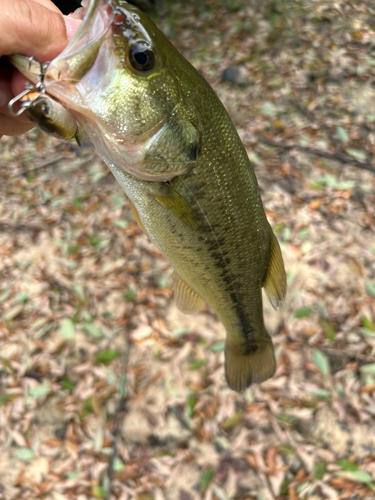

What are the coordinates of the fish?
(10, 0, 286, 392)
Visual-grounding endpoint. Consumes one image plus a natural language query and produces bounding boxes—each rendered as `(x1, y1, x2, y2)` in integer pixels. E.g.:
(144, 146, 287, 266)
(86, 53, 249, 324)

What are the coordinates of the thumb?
(0, 0, 68, 61)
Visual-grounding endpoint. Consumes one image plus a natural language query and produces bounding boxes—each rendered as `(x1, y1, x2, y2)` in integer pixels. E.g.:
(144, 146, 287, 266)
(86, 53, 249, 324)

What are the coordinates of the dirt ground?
(1, 1, 375, 499)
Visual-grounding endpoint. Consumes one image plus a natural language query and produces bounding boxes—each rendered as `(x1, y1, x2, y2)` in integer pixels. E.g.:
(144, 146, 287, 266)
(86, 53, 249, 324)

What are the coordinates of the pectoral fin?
(153, 185, 201, 231)
(263, 228, 287, 310)
(130, 200, 148, 235)
(174, 272, 205, 314)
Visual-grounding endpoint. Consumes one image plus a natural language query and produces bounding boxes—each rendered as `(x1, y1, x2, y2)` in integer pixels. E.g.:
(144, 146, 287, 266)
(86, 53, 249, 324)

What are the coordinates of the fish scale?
(10, 0, 286, 391)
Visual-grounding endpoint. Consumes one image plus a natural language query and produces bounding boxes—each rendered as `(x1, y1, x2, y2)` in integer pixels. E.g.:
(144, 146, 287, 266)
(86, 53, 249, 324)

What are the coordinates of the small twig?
(12, 154, 66, 176)
(169, 404, 193, 431)
(105, 330, 131, 500)
(0, 223, 47, 233)
(257, 136, 375, 174)
(24, 370, 44, 382)
(47, 277, 73, 295)
(287, 98, 317, 123)
(287, 98, 342, 154)
(321, 347, 375, 373)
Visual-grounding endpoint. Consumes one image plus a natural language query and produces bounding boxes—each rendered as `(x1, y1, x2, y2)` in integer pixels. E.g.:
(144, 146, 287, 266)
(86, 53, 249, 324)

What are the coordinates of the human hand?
(0, 0, 69, 136)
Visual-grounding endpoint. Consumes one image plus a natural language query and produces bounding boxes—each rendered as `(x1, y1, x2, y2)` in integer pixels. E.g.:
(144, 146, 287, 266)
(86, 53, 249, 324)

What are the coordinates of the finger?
(8, 14, 82, 97)
(10, 68, 33, 99)
(27, 0, 62, 15)
(0, 68, 30, 123)
(27, 2, 81, 37)
(0, 0, 68, 61)
(0, 113, 33, 136)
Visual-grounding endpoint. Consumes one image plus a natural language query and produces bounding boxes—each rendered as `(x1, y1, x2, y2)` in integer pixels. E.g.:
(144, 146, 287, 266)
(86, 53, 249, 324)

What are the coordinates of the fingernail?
(0, 89, 7, 107)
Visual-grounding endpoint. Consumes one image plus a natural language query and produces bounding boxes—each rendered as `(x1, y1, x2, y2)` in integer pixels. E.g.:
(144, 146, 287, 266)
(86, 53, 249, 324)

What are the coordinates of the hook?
(7, 57, 50, 117)
(8, 85, 45, 117)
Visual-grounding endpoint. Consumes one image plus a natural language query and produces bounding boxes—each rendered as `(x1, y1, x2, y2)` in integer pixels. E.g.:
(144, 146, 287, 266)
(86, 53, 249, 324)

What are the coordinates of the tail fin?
(224, 337, 276, 392)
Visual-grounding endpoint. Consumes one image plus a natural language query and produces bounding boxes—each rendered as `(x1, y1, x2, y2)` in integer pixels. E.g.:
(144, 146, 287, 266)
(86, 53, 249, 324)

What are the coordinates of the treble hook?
(8, 85, 40, 116)
(38, 59, 49, 87)
(7, 57, 50, 117)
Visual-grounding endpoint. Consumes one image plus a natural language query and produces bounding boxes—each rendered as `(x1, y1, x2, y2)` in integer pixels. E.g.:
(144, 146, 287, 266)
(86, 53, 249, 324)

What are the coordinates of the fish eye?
(40, 102, 50, 116)
(129, 43, 155, 71)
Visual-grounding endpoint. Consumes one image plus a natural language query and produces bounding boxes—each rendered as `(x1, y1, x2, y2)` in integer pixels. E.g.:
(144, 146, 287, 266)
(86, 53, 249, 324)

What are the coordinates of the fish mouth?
(10, 0, 114, 111)
(46, 0, 114, 85)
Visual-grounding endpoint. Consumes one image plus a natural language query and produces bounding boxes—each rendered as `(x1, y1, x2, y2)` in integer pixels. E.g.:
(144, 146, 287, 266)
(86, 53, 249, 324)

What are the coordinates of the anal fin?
(174, 272, 205, 314)
(263, 228, 287, 310)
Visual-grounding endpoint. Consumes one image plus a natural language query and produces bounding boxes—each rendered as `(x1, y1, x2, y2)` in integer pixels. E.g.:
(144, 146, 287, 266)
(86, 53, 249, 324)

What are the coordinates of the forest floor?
(1, 0, 375, 499)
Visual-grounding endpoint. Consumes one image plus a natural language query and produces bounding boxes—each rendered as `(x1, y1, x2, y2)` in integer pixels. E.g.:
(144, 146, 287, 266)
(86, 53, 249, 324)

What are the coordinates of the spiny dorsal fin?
(263, 228, 287, 310)
(130, 200, 148, 235)
(174, 272, 205, 314)
(153, 185, 201, 231)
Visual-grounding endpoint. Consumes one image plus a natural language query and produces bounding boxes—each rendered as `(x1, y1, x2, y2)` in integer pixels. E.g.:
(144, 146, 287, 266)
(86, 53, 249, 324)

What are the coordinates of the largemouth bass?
(10, 0, 286, 392)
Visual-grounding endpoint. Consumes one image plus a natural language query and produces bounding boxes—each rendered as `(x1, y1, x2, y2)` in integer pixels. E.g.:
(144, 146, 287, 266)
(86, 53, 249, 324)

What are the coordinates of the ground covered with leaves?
(1, 0, 375, 499)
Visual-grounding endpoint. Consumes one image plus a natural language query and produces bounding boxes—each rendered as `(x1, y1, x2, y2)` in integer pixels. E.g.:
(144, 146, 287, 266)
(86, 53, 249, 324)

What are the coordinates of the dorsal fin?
(174, 272, 205, 314)
(263, 228, 287, 310)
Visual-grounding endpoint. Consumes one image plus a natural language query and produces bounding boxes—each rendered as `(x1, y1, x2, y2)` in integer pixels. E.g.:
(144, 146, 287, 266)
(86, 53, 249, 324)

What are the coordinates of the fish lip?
(9, 0, 114, 89)
(45, 0, 114, 85)
(8, 55, 44, 85)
